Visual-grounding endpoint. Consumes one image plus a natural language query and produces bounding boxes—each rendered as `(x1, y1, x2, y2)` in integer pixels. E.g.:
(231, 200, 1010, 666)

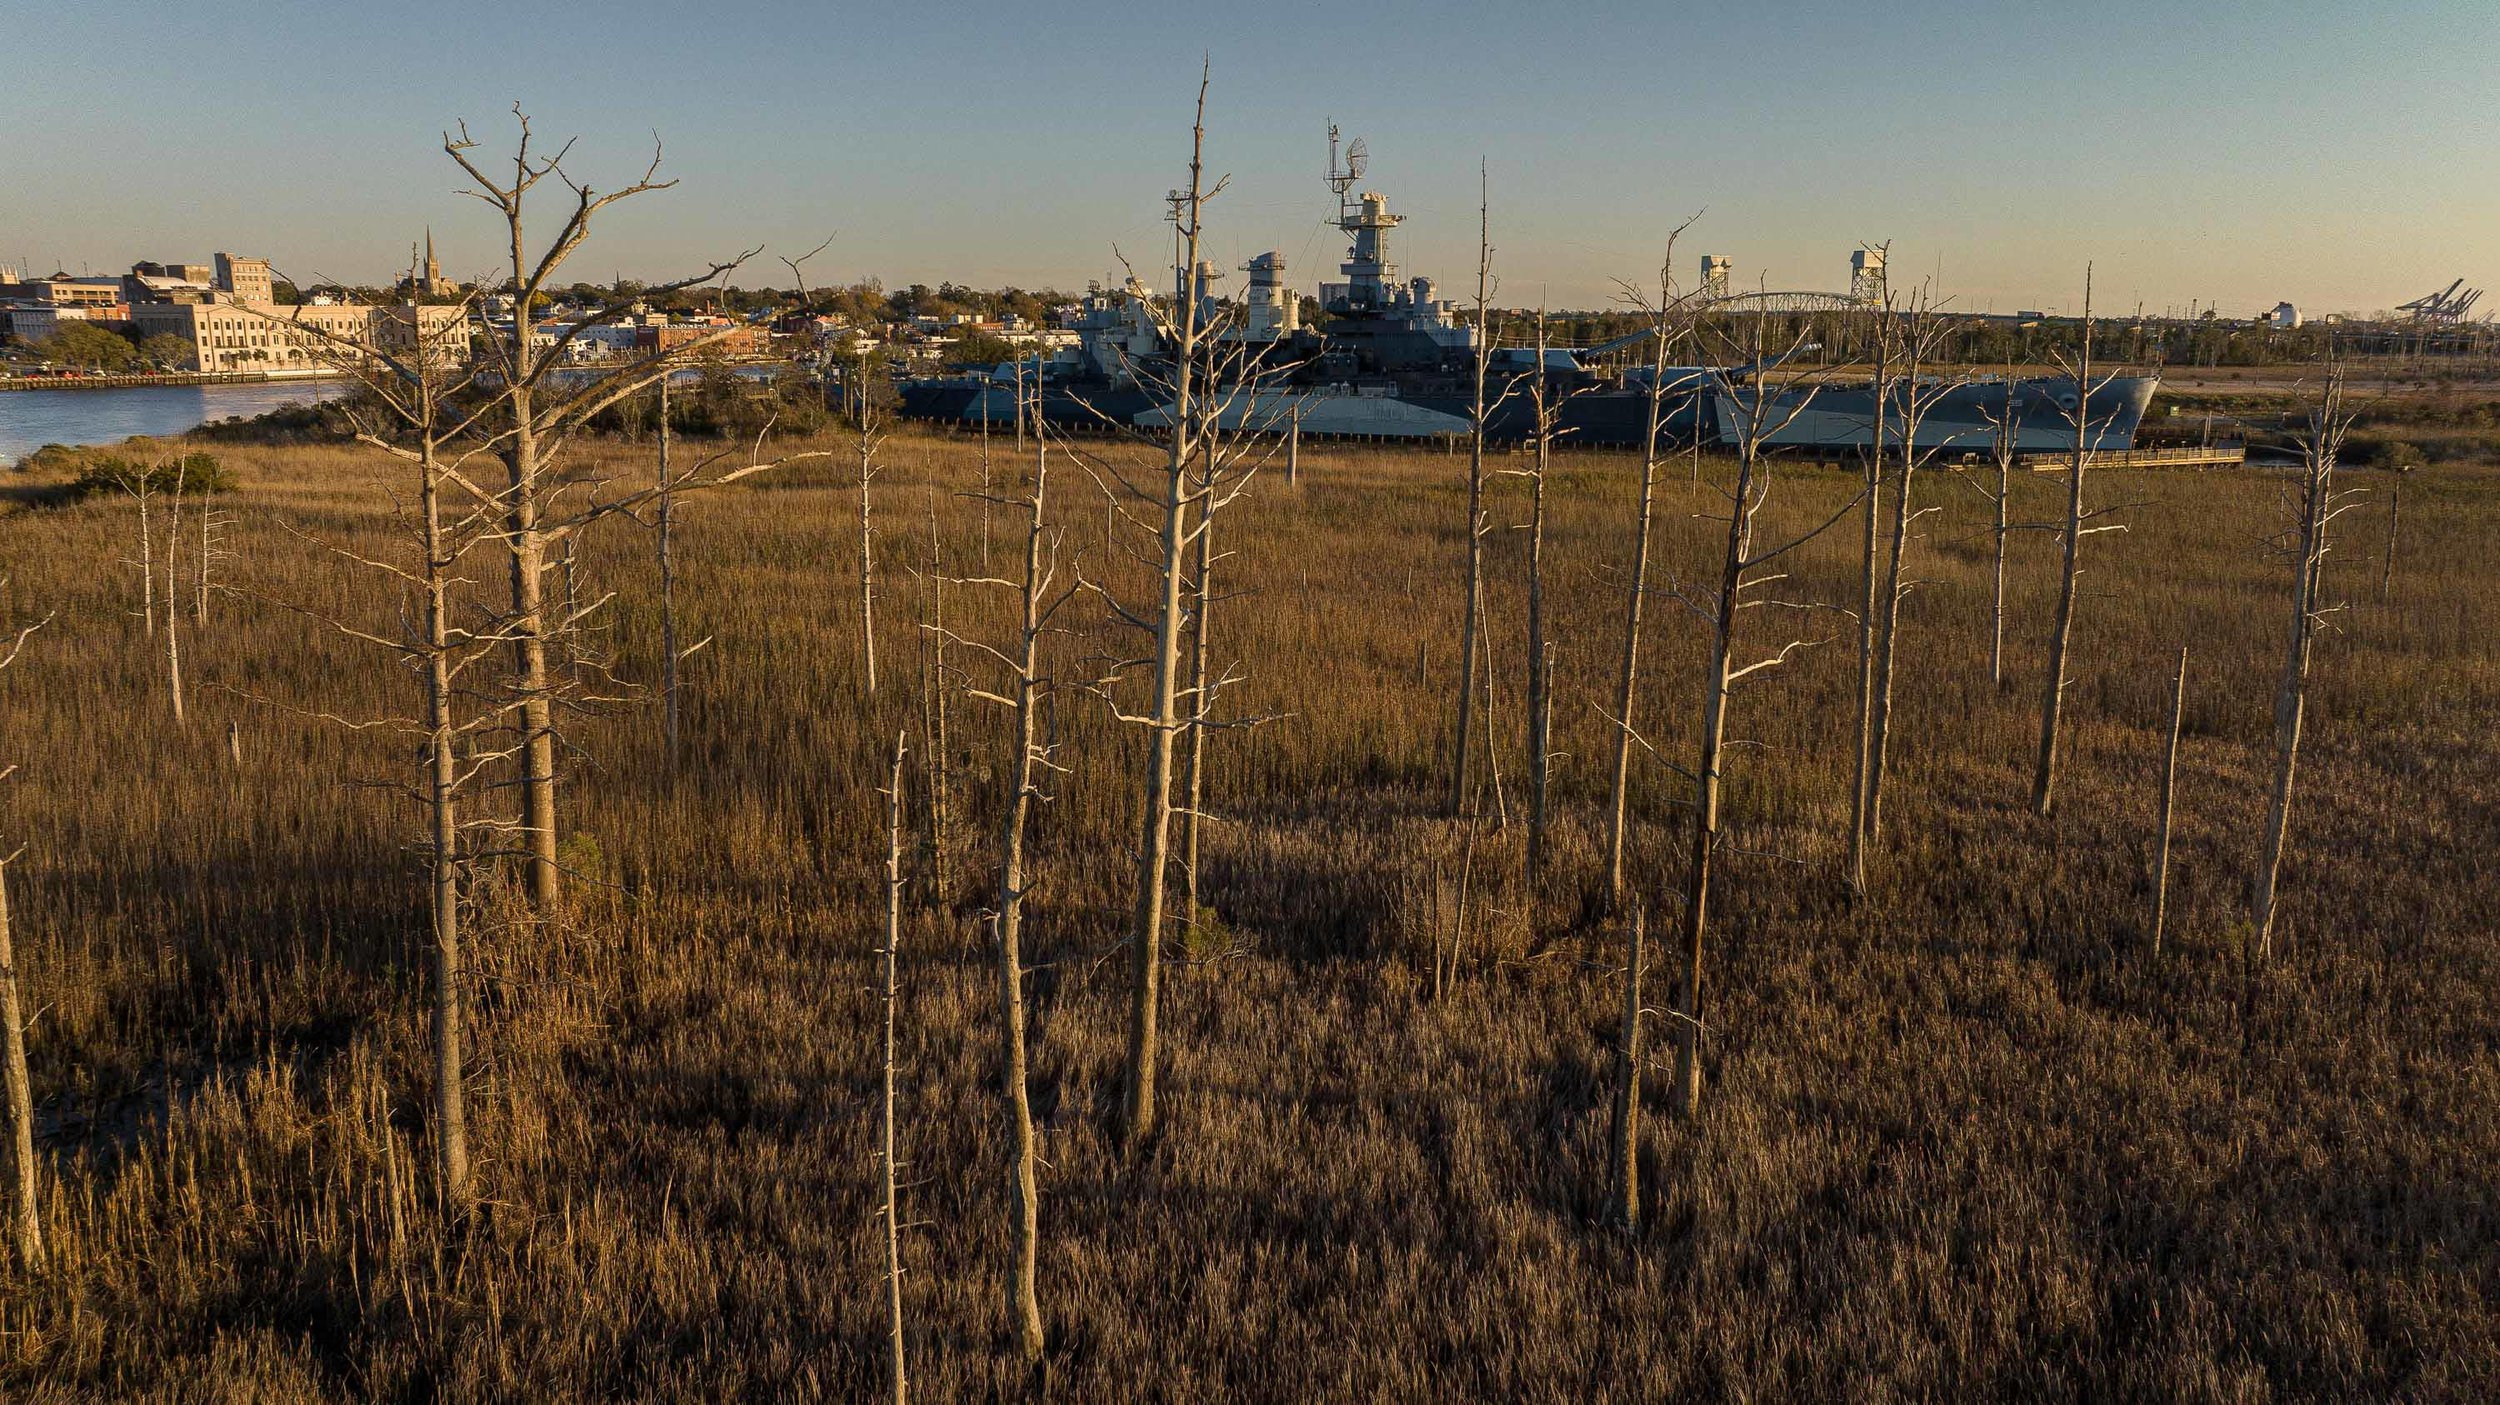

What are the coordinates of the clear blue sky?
(6, 0, 2493, 316)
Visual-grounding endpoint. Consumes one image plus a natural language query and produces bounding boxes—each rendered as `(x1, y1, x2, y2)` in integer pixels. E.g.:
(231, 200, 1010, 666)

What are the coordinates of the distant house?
(633, 323, 771, 356)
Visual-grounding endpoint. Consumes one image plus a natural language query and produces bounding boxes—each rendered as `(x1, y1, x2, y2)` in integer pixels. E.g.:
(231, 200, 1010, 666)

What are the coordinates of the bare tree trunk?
(1524, 312, 1553, 889)
(1286, 406, 1300, 488)
(436, 114, 738, 914)
(1449, 165, 1492, 819)
(1673, 594, 1734, 1118)
(0, 854, 42, 1269)
(2252, 373, 2345, 958)
(164, 472, 186, 729)
(1867, 466, 1913, 845)
(1604, 383, 1661, 906)
(2379, 483, 2398, 604)
(2033, 271, 2094, 819)
(980, 386, 995, 575)
(1866, 315, 1941, 848)
(1990, 372, 2017, 690)
(1846, 321, 1890, 892)
(1121, 77, 1214, 1151)
(879, 733, 909, 1405)
(1605, 907, 1645, 1232)
(1179, 439, 1215, 926)
(196, 501, 214, 628)
(922, 493, 952, 916)
(420, 442, 470, 1211)
(2151, 644, 2186, 958)
(658, 375, 680, 770)
(1673, 602, 1734, 1115)
(1476, 568, 1510, 829)
(858, 423, 880, 700)
(507, 403, 561, 907)
(136, 482, 155, 639)
(1673, 444, 1757, 1118)
(992, 424, 1051, 1366)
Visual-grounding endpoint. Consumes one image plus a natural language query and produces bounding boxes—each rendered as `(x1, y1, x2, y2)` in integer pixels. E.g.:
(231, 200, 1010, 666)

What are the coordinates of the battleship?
(900, 132, 2159, 454)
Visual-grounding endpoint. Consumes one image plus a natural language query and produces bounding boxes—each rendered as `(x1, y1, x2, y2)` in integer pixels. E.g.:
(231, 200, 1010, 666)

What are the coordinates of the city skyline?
(7, 0, 2494, 319)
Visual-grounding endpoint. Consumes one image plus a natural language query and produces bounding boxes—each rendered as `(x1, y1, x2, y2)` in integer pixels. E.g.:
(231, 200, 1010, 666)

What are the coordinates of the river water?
(0, 380, 347, 466)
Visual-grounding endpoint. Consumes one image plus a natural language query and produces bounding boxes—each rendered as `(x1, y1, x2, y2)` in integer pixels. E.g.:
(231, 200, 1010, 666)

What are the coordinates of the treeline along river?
(0, 381, 345, 466)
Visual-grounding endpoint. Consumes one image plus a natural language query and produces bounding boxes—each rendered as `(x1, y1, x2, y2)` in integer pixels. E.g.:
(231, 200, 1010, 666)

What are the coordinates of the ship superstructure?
(901, 131, 2159, 453)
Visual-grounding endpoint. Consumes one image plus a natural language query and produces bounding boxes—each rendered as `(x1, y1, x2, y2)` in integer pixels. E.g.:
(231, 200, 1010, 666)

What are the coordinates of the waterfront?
(0, 380, 345, 465)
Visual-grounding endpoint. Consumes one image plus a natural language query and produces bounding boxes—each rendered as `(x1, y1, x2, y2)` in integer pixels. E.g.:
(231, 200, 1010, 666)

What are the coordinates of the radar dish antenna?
(1326, 122, 1369, 225)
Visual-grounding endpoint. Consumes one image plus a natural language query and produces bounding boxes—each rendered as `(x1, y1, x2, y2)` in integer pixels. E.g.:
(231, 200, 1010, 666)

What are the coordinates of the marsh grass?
(0, 424, 2490, 1400)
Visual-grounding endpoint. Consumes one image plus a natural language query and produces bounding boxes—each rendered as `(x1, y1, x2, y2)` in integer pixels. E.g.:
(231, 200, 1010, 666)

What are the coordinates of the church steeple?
(413, 227, 452, 296)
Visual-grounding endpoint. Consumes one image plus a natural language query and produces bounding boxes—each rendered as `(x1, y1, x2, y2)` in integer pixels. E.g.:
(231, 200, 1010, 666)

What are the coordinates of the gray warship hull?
(902, 372, 2157, 453)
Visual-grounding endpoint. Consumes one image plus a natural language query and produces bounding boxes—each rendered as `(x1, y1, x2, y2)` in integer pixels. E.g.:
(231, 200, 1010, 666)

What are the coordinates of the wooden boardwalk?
(0, 371, 341, 392)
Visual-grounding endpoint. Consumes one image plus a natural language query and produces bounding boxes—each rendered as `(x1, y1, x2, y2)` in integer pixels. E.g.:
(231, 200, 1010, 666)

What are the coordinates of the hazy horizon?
(7, 0, 2493, 319)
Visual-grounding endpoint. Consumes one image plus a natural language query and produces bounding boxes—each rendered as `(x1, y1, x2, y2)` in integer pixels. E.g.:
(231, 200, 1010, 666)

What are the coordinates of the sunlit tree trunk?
(879, 733, 909, 1404)
(1524, 311, 1554, 887)
(2151, 644, 2186, 958)
(1450, 164, 1493, 818)
(0, 855, 42, 1269)
(2033, 271, 2095, 819)
(1121, 76, 1215, 1150)
(991, 417, 1052, 1363)
(1605, 908, 1645, 1231)
(2252, 373, 2346, 957)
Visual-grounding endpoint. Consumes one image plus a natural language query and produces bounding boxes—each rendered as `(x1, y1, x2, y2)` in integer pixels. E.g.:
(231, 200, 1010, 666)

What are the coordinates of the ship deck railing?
(2017, 446, 2247, 471)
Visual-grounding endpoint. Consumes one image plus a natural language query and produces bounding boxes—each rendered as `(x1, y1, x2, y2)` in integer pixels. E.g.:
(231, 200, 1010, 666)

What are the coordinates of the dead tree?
(848, 342, 893, 700)
(1861, 286, 1968, 854)
(1512, 309, 1575, 889)
(950, 388, 1074, 1365)
(194, 492, 231, 629)
(656, 373, 683, 768)
(1667, 317, 1858, 1116)
(268, 286, 510, 1213)
(2151, 644, 2186, 957)
(1603, 238, 1696, 908)
(2032, 268, 2109, 818)
(118, 462, 158, 640)
(1449, 162, 1502, 817)
(1064, 76, 1293, 1151)
(877, 732, 910, 1405)
(1082, 71, 1229, 1150)
(1178, 435, 1216, 925)
(265, 268, 816, 1207)
(777, 235, 890, 713)
(916, 489, 954, 914)
(441, 106, 767, 907)
(1846, 276, 1895, 894)
(1604, 907, 1646, 1232)
(1969, 369, 2022, 691)
(0, 602, 52, 1268)
(164, 464, 188, 729)
(2251, 369, 2359, 958)
(2379, 483, 2398, 603)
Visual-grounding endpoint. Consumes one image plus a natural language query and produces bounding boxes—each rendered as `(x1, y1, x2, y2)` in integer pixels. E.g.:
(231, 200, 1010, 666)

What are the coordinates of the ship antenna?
(1165, 187, 1190, 307)
(1326, 122, 1369, 228)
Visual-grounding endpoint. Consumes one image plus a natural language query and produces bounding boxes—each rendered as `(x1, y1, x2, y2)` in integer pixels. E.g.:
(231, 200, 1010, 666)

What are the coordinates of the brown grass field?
(0, 421, 2492, 1401)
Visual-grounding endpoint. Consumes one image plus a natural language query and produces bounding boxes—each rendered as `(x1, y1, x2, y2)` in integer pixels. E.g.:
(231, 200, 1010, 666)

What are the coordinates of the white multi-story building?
(132, 299, 466, 372)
